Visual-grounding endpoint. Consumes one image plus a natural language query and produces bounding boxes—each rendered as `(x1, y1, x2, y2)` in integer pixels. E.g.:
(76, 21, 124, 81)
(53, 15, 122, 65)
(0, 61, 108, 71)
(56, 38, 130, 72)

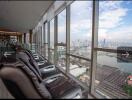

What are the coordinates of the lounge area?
(0, 42, 88, 99)
(0, 0, 132, 99)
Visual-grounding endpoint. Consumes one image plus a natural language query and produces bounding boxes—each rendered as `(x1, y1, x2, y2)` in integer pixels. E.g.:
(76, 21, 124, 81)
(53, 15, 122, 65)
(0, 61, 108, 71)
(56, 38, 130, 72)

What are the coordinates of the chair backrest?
(24, 50, 53, 69)
(16, 51, 42, 82)
(0, 60, 52, 99)
(24, 50, 35, 60)
(0, 48, 52, 99)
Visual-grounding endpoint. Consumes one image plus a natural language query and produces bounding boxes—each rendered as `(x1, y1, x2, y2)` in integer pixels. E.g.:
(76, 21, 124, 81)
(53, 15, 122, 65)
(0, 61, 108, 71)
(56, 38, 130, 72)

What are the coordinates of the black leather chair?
(0, 51, 82, 99)
(23, 50, 60, 79)
(25, 50, 53, 69)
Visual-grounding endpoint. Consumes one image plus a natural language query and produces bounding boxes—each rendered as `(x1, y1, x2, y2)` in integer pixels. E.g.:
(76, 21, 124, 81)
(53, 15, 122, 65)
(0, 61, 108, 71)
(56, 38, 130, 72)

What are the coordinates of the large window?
(41, 25, 45, 57)
(98, 1, 132, 49)
(36, 29, 40, 53)
(70, 56, 90, 86)
(39, 26, 42, 55)
(44, 22, 48, 59)
(33, 1, 132, 98)
(57, 46, 66, 69)
(58, 9, 66, 44)
(57, 9, 66, 69)
(94, 1, 132, 98)
(50, 19, 54, 49)
(95, 51, 132, 98)
(69, 1, 92, 87)
(49, 19, 55, 63)
(32, 32, 37, 52)
(70, 1, 92, 59)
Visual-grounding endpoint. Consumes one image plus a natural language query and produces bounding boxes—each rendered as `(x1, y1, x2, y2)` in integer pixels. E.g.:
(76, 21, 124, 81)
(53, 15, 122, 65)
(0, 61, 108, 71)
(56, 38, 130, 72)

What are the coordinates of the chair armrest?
(42, 73, 64, 84)
(40, 65, 56, 73)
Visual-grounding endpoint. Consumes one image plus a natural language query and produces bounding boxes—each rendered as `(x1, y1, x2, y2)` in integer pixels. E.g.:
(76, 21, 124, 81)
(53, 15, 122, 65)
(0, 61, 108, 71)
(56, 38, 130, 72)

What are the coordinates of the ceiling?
(0, 1, 54, 33)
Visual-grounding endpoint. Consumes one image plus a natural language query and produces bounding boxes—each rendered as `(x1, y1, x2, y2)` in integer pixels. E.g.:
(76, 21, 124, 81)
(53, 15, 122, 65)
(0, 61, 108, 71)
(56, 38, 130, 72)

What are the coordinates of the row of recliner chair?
(0, 44, 83, 99)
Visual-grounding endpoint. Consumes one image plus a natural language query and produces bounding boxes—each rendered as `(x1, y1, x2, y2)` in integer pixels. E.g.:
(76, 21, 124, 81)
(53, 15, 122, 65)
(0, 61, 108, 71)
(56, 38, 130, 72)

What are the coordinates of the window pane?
(50, 49, 54, 63)
(98, 1, 132, 49)
(49, 19, 54, 63)
(95, 51, 131, 98)
(58, 9, 66, 44)
(70, 56, 90, 86)
(45, 23, 48, 43)
(41, 24, 45, 56)
(38, 29, 40, 53)
(33, 32, 37, 52)
(57, 9, 66, 70)
(45, 44, 48, 59)
(50, 19, 54, 49)
(39, 26, 42, 54)
(45, 23, 48, 59)
(70, 1, 92, 59)
(57, 46, 66, 70)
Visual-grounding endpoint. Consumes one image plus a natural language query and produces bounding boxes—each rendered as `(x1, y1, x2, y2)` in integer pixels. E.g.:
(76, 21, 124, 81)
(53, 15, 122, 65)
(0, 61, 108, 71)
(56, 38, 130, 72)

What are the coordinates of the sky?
(99, 1, 132, 43)
(57, 1, 132, 45)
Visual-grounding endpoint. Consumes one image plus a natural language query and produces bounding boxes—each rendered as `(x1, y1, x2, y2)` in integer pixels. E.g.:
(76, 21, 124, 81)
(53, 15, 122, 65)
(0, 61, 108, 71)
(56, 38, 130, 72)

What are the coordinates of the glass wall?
(39, 26, 43, 55)
(94, 1, 132, 98)
(70, 1, 92, 59)
(37, 28, 41, 54)
(58, 9, 66, 44)
(95, 51, 131, 98)
(49, 19, 55, 63)
(36, 30, 39, 53)
(69, 1, 92, 87)
(98, 1, 132, 49)
(70, 56, 90, 86)
(57, 9, 66, 69)
(41, 24, 45, 57)
(44, 22, 48, 59)
(33, 0, 132, 99)
(32, 33, 37, 52)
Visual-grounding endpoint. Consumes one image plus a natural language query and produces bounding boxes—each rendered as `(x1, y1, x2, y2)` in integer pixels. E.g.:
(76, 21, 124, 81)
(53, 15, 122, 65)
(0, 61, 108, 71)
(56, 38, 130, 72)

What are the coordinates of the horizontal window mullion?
(67, 53, 91, 61)
(94, 48, 117, 53)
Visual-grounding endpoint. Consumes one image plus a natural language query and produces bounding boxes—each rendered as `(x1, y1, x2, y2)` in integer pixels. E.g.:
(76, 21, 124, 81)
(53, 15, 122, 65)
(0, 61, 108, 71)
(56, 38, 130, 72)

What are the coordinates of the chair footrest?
(43, 75, 82, 99)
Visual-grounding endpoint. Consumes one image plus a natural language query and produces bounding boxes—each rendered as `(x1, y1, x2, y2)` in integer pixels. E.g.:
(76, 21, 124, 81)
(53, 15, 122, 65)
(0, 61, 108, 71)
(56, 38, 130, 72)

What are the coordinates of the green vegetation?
(123, 84, 132, 96)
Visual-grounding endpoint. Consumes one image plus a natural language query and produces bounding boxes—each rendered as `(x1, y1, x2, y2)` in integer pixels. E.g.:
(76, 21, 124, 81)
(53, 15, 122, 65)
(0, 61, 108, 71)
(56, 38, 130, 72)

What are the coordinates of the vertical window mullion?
(48, 22, 50, 61)
(40, 26, 42, 54)
(90, 0, 99, 94)
(66, 5, 70, 73)
(43, 23, 45, 57)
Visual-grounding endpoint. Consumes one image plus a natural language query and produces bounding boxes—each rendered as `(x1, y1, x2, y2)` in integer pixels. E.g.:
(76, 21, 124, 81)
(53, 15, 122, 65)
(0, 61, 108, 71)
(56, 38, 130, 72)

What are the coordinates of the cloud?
(99, 8, 128, 29)
(69, 1, 93, 41)
(98, 29, 109, 39)
(98, 1, 131, 42)
(70, 1, 130, 42)
(57, 1, 132, 43)
(71, 1, 92, 20)
(56, 1, 93, 42)
(107, 26, 132, 41)
(71, 19, 92, 34)
(99, 1, 123, 11)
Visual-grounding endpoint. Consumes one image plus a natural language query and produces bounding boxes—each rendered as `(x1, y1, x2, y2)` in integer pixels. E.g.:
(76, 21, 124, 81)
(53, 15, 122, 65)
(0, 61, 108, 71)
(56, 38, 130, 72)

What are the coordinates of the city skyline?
(57, 1, 132, 44)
